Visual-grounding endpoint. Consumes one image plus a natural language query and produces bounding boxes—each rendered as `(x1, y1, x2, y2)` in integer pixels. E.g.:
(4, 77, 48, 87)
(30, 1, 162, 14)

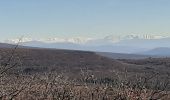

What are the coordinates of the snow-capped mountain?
(45, 37, 93, 44)
(4, 34, 166, 44)
(3, 34, 170, 54)
(4, 38, 33, 44)
(122, 34, 166, 40)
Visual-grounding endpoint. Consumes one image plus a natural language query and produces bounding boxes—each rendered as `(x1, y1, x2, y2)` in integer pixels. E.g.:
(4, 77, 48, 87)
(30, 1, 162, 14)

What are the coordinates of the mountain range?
(4, 34, 167, 44)
(3, 34, 170, 56)
(0, 42, 170, 58)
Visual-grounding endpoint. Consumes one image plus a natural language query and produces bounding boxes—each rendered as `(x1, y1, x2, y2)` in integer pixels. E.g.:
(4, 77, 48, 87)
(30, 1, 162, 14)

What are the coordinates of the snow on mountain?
(122, 34, 166, 40)
(3, 34, 169, 54)
(45, 37, 93, 44)
(4, 34, 166, 45)
(4, 38, 33, 44)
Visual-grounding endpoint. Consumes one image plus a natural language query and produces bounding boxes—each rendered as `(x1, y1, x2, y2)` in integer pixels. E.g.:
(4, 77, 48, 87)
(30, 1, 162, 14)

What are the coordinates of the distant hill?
(139, 47, 170, 56)
(20, 41, 147, 54)
(0, 43, 17, 48)
(96, 52, 154, 59)
(0, 47, 164, 78)
(0, 48, 128, 78)
(18, 37, 170, 54)
(0, 42, 37, 49)
(21, 41, 82, 50)
(0, 47, 169, 90)
(0, 42, 162, 59)
(5, 35, 170, 54)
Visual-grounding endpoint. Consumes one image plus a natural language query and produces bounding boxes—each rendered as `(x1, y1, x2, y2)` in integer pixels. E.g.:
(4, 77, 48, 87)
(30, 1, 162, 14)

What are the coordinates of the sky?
(0, 0, 170, 40)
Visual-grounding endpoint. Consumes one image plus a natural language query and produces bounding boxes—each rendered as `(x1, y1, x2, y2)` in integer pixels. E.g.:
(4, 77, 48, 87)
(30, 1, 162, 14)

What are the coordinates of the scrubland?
(0, 48, 170, 100)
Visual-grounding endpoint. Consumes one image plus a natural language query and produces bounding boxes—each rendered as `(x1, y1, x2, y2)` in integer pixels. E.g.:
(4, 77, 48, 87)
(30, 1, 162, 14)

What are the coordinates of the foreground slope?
(0, 48, 126, 77)
(0, 47, 169, 78)
(0, 47, 170, 99)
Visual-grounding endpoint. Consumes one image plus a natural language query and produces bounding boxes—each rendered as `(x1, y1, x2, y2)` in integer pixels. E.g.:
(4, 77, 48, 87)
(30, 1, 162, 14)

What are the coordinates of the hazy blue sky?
(0, 0, 170, 40)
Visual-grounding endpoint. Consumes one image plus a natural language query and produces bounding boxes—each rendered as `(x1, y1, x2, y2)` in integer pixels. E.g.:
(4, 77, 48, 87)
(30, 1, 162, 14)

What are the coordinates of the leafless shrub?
(0, 40, 170, 99)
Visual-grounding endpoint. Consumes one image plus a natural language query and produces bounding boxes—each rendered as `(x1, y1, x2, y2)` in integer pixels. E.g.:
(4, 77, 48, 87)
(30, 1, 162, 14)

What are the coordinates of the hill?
(0, 43, 17, 48)
(139, 47, 170, 56)
(0, 47, 169, 78)
(96, 52, 154, 59)
(0, 48, 134, 78)
(0, 43, 31, 49)
(0, 47, 170, 99)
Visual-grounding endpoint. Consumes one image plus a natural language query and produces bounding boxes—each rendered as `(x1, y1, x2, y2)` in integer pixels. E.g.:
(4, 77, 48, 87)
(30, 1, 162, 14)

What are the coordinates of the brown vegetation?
(0, 48, 170, 100)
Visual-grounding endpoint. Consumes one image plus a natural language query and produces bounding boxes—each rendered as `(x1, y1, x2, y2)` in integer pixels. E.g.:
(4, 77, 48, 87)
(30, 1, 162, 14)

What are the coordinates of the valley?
(0, 46, 170, 99)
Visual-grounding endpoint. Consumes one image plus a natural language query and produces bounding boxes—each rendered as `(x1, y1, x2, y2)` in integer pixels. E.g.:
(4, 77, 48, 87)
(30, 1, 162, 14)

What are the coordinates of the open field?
(0, 48, 170, 99)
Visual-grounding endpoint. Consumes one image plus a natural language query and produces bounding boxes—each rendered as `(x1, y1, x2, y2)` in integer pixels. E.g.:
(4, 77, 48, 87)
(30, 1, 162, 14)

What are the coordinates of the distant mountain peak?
(4, 38, 33, 44)
(45, 37, 93, 44)
(4, 34, 167, 44)
(122, 34, 166, 40)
